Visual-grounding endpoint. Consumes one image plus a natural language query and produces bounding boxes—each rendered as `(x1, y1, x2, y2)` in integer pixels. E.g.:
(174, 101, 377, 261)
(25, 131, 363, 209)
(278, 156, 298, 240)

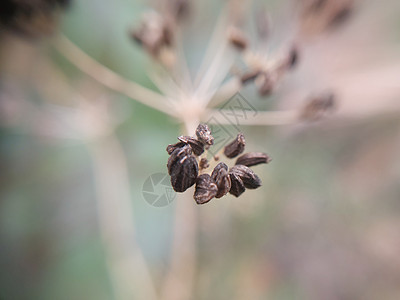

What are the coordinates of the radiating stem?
(53, 35, 175, 117)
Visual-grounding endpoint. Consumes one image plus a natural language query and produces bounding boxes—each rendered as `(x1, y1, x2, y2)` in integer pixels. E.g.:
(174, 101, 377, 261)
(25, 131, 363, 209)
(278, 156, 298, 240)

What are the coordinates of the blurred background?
(1, 0, 400, 299)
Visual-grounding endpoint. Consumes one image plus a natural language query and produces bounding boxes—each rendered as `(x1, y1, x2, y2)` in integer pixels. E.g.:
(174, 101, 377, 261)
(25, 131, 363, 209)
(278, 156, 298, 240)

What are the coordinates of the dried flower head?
(166, 124, 270, 204)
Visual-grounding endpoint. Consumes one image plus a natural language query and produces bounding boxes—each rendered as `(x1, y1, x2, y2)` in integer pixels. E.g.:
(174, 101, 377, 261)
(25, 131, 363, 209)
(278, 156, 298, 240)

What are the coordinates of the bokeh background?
(1, 0, 400, 299)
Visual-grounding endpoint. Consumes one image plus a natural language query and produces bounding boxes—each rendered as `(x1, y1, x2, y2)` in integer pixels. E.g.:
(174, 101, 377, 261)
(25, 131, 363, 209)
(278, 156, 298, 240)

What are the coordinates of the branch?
(53, 35, 175, 117)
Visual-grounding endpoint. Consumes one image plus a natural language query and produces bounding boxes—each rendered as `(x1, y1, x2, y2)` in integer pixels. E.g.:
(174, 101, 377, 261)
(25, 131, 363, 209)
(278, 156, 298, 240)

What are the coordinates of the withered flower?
(211, 162, 231, 198)
(235, 152, 271, 167)
(224, 133, 245, 158)
(194, 174, 218, 204)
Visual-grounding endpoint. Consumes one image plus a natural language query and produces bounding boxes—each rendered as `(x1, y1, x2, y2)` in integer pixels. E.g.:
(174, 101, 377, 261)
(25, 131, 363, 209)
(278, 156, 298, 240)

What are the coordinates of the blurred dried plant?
(2, 0, 400, 299)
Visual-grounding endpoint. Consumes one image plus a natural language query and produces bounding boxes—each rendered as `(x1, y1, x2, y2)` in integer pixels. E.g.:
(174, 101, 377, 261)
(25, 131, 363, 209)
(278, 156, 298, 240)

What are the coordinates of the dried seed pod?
(196, 124, 214, 146)
(211, 162, 231, 198)
(229, 173, 246, 197)
(167, 145, 199, 192)
(170, 154, 198, 192)
(199, 158, 209, 170)
(228, 27, 248, 51)
(177, 136, 205, 156)
(224, 133, 245, 158)
(168, 146, 199, 192)
(230, 165, 261, 189)
(194, 174, 218, 204)
(300, 92, 336, 121)
(235, 152, 271, 167)
(167, 145, 190, 174)
(166, 141, 185, 155)
(167, 145, 192, 175)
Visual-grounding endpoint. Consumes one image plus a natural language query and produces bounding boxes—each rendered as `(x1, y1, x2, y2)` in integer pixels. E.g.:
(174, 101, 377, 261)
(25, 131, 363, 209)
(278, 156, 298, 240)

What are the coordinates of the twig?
(53, 35, 175, 117)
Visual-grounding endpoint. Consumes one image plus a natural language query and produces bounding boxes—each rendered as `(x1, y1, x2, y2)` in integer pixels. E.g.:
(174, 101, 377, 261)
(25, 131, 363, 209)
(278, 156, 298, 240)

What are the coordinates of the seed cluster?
(166, 124, 271, 205)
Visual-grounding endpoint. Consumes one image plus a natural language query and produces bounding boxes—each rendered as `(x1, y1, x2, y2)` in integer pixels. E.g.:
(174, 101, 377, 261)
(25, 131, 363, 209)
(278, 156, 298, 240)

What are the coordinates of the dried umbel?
(166, 124, 271, 204)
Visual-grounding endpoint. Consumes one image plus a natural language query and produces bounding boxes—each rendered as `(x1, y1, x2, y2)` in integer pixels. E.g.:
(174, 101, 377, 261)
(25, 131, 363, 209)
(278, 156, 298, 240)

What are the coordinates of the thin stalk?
(53, 35, 175, 117)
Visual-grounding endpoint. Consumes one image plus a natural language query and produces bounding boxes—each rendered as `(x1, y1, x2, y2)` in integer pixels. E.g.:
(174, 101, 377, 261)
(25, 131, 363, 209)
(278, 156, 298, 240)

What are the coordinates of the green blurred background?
(1, 0, 400, 299)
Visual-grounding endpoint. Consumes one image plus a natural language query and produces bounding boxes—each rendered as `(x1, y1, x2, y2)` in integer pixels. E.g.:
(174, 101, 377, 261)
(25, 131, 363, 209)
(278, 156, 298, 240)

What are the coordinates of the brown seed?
(228, 27, 248, 51)
(224, 133, 246, 158)
(166, 141, 185, 155)
(235, 152, 271, 167)
(229, 173, 246, 197)
(230, 165, 261, 189)
(177, 136, 205, 156)
(196, 124, 214, 146)
(211, 162, 231, 198)
(167, 145, 198, 192)
(199, 158, 209, 170)
(167, 145, 192, 175)
(194, 174, 218, 204)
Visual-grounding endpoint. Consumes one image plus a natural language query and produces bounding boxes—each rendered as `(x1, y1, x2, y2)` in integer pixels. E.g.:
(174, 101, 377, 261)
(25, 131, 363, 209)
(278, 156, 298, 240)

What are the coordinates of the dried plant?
(166, 124, 270, 204)
(42, 0, 367, 299)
